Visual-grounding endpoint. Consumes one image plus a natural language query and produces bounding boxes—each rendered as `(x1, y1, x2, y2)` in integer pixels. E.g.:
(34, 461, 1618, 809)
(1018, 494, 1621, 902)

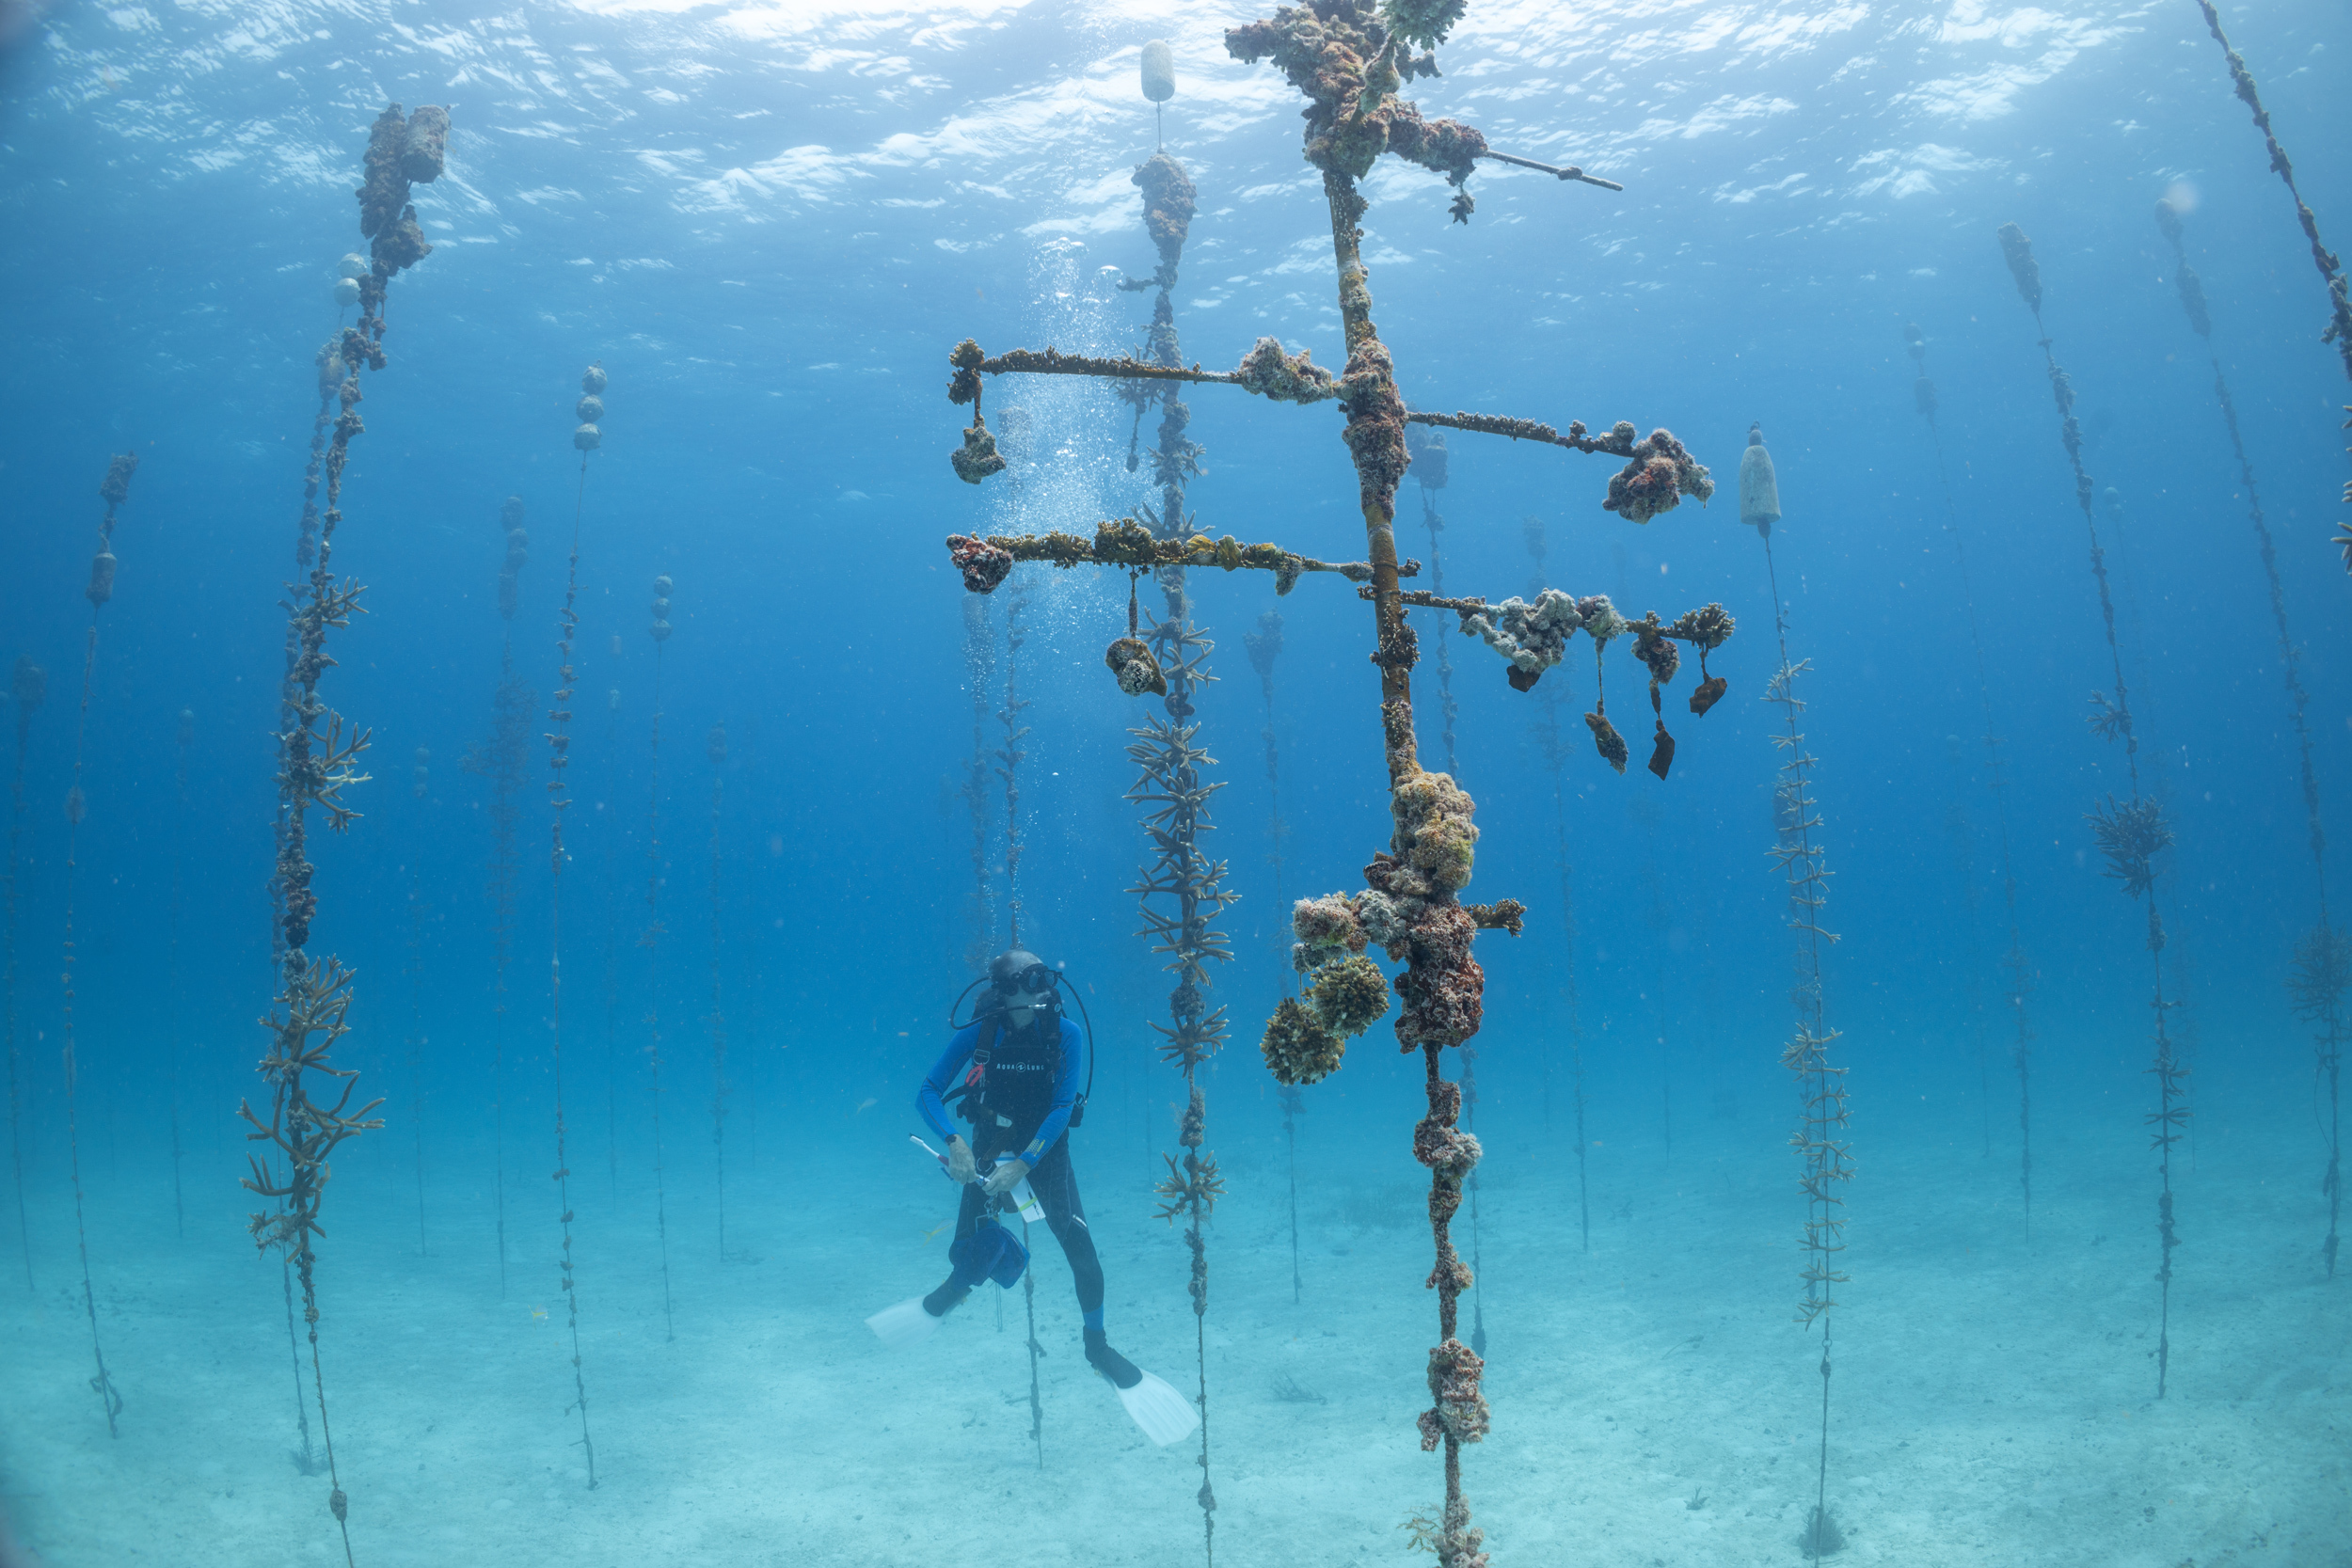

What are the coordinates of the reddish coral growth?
(1604, 428, 1714, 524)
(946, 534, 1013, 594)
(1397, 907, 1481, 1048)
(1417, 1338, 1490, 1450)
(1413, 1115, 1480, 1179)
(1689, 673, 1729, 716)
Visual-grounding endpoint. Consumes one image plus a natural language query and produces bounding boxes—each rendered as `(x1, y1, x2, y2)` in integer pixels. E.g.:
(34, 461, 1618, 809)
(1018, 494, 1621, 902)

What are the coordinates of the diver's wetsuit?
(914, 1009, 1104, 1319)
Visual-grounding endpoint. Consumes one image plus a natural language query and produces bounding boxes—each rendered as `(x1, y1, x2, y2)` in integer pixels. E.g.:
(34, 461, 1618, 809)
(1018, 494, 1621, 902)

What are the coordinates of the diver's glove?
(981, 1157, 1032, 1198)
(944, 1136, 977, 1185)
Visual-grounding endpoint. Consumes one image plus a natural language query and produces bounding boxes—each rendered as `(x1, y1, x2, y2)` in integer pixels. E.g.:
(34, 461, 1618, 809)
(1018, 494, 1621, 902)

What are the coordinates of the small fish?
(854, 1097, 877, 1115)
(920, 1221, 951, 1246)
(530, 1307, 548, 1322)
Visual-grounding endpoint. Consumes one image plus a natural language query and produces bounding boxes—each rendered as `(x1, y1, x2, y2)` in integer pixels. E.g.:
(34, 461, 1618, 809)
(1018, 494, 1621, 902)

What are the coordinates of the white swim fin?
(1116, 1369, 1201, 1447)
(865, 1296, 942, 1351)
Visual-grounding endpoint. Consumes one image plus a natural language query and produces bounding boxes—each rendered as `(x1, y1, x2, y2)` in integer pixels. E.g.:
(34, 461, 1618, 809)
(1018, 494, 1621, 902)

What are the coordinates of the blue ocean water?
(0, 0, 2347, 1563)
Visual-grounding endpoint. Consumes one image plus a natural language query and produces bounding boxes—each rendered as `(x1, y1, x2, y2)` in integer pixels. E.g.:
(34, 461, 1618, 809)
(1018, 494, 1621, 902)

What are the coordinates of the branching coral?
(2088, 795, 2171, 900)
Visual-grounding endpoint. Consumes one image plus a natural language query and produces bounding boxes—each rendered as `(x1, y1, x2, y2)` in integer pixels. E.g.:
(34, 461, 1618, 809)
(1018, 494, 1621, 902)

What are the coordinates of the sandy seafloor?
(3, 1066, 2347, 1568)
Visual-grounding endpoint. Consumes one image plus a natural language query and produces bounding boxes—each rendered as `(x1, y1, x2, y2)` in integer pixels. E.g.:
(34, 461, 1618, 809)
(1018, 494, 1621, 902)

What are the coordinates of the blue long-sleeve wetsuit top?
(916, 1015, 1085, 1164)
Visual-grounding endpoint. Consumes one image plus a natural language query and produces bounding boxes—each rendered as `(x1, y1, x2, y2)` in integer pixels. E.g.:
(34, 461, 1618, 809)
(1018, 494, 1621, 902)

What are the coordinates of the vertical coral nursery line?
(1995, 222, 2187, 1393)
(5, 654, 40, 1289)
(2190, 1, 2352, 388)
(1740, 426, 1852, 1561)
(545, 363, 608, 1486)
(407, 745, 431, 1256)
(2153, 199, 2345, 1275)
(62, 450, 140, 1438)
(1243, 610, 1304, 1300)
(960, 594, 997, 974)
(238, 102, 445, 1563)
(642, 567, 678, 1343)
(1523, 517, 1588, 1247)
(707, 720, 732, 1263)
(463, 496, 532, 1299)
(1903, 325, 2038, 1223)
(2187, 0, 2352, 559)
(166, 706, 193, 1238)
(1117, 110, 1229, 1560)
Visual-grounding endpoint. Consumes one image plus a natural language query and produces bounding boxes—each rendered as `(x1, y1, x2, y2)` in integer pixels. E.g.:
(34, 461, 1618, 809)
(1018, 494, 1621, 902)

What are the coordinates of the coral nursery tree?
(940, 6, 1737, 1561)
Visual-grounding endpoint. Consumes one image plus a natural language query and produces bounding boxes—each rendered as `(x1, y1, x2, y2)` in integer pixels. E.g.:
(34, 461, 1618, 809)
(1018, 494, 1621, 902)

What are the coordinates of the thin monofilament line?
(167, 727, 188, 1238)
(61, 619, 118, 1438)
(1918, 399, 2037, 1222)
(548, 449, 598, 1486)
(7, 705, 31, 1289)
(646, 635, 676, 1343)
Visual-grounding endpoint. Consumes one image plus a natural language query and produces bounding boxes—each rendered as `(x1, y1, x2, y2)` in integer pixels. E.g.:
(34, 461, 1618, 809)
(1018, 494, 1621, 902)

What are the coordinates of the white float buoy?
(1738, 423, 1781, 535)
(337, 253, 369, 279)
(1141, 40, 1175, 103)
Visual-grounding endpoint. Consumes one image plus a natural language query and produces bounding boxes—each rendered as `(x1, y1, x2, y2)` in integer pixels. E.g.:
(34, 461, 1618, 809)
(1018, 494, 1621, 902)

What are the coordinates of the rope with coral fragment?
(2151, 201, 2343, 1273)
(461, 494, 532, 1299)
(6, 654, 40, 1290)
(1747, 430, 1849, 1560)
(1119, 142, 1226, 1557)
(643, 571, 678, 1344)
(62, 451, 138, 1439)
(2190, 0, 2352, 402)
(240, 97, 446, 1564)
(542, 367, 601, 1486)
(1997, 222, 2188, 1388)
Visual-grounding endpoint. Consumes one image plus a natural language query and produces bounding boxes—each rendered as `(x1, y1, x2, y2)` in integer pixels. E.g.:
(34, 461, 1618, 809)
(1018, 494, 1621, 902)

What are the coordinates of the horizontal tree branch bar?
(1404, 408, 1637, 454)
(1371, 587, 1722, 641)
(970, 342, 1645, 463)
(1479, 149, 1626, 192)
(979, 347, 1240, 385)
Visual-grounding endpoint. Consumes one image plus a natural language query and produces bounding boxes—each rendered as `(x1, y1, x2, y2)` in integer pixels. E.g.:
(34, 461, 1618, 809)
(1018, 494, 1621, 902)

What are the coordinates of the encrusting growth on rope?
(1998, 219, 2189, 1396)
(242, 101, 446, 1566)
(1115, 111, 1227, 1558)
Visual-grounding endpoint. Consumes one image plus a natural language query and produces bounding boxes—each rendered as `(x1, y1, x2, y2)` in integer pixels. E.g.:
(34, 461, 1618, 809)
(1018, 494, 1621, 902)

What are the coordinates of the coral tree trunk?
(1316, 162, 1489, 1568)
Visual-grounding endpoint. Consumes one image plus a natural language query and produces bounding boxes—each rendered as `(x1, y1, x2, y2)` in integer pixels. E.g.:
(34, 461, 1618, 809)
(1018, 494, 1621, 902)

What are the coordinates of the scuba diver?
(865, 946, 1196, 1446)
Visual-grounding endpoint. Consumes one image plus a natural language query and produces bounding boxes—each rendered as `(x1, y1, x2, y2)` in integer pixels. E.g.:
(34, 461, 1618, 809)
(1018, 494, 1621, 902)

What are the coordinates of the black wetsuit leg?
(1025, 1138, 1104, 1317)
